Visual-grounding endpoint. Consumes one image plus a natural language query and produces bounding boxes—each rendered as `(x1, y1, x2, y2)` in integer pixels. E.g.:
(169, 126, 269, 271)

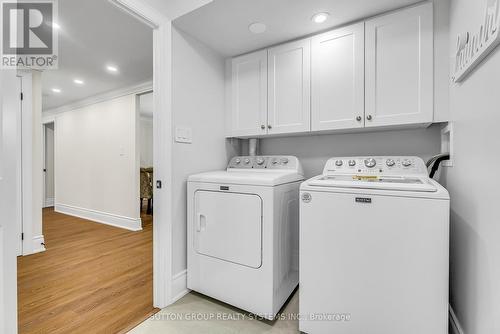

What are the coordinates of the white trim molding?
(55, 203, 142, 231)
(151, 21, 174, 309)
(42, 80, 153, 118)
(171, 270, 189, 303)
(32, 235, 46, 254)
(449, 305, 465, 334)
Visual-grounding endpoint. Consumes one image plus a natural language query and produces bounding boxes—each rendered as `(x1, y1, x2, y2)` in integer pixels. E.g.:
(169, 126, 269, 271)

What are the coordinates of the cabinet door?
(268, 39, 311, 135)
(230, 50, 268, 137)
(311, 23, 365, 131)
(365, 3, 433, 127)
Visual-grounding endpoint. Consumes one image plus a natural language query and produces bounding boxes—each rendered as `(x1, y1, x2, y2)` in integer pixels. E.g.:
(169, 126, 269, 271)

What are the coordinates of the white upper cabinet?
(268, 39, 311, 135)
(311, 22, 365, 131)
(365, 3, 433, 127)
(226, 3, 434, 138)
(230, 50, 268, 137)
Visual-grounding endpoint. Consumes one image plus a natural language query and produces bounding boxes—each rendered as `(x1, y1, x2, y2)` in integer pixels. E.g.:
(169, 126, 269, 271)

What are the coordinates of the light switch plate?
(175, 126, 192, 144)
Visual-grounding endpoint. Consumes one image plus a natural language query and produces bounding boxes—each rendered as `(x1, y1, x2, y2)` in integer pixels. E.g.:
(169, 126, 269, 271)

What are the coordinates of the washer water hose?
(427, 153, 450, 178)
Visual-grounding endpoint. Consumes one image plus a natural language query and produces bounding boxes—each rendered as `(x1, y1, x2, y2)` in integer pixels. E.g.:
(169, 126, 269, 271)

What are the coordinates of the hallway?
(17, 208, 157, 334)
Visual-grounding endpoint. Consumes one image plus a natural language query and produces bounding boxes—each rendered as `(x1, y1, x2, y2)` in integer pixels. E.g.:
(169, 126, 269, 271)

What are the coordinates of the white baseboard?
(43, 197, 54, 208)
(171, 270, 189, 303)
(55, 203, 142, 231)
(32, 235, 46, 254)
(449, 305, 465, 334)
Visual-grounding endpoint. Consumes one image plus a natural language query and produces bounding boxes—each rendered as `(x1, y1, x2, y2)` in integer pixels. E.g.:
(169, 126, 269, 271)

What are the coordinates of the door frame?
(16, 75, 23, 256)
(108, 0, 174, 309)
(4, 1, 176, 332)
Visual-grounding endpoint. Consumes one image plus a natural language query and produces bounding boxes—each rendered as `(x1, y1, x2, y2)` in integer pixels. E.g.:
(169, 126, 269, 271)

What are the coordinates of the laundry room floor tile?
(128, 290, 299, 334)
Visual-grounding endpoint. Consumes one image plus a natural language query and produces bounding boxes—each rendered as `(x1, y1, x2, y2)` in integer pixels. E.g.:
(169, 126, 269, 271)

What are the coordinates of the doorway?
(138, 92, 154, 218)
(16, 0, 162, 332)
(42, 122, 55, 209)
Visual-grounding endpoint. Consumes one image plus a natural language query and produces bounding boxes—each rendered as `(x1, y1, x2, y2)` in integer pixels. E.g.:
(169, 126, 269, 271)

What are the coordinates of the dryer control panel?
(228, 156, 303, 172)
(323, 156, 428, 177)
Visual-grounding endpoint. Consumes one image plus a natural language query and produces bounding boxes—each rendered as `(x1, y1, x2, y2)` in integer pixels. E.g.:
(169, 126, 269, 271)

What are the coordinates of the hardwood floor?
(18, 207, 158, 334)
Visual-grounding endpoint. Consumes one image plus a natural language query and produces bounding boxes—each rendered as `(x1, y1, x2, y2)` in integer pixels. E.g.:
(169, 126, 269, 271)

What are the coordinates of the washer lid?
(307, 175, 438, 192)
(188, 169, 304, 186)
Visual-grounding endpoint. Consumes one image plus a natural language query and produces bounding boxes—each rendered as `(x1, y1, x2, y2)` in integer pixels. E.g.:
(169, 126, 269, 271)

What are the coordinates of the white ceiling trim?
(108, 0, 169, 27)
(42, 80, 153, 120)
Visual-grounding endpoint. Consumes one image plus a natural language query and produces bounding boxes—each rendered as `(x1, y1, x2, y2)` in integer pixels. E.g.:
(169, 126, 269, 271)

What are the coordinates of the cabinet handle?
(356, 116, 362, 122)
(267, 125, 272, 129)
(366, 115, 373, 121)
(261, 125, 266, 130)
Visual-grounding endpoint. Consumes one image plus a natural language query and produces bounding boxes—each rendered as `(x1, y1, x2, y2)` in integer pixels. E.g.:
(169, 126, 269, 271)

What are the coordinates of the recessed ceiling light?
(312, 12, 330, 24)
(73, 79, 84, 85)
(52, 88, 61, 93)
(106, 65, 118, 73)
(248, 22, 267, 34)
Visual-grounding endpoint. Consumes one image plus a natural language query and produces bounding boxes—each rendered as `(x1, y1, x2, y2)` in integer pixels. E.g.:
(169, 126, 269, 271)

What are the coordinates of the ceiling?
(42, 0, 153, 110)
(173, 0, 422, 57)
(140, 0, 214, 20)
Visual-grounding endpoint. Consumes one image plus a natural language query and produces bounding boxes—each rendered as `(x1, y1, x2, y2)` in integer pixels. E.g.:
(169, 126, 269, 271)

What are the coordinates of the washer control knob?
(348, 159, 356, 167)
(256, 157, 265, 165)
(272, 159, 279, 165)
(244, 158, 251, 165)
(402, 159, 412, 167)
(280, 157, 289, 165)
(386, 159, 395, 167)
(364, 158, 377, 168)
(335, 160, 343, 167)
(235, 158, 241, 164)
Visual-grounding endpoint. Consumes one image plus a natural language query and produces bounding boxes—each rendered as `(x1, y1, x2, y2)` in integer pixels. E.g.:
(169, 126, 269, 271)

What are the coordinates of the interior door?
(231, 50, 268, 137)
(365, 3, 433, 127)
(194, 191, 262, 268)
(311, 22, 365, 131)
(268, 39, 311, 135)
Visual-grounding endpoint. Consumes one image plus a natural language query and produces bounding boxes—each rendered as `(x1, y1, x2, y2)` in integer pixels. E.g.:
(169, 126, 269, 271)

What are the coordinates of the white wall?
(443, 0, 500, 333)
(433, 0, 451, 122)
(0, 70, 20, 334)
(139, 117, 153, 167)
(258, 126, 442, 178)
(171, 27, 238, 275)
(44, 123, 55, 205)
(54, 94, 141, 231)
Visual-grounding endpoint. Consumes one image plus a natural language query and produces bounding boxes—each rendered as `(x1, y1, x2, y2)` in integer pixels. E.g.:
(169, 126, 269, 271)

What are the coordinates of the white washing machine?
(300, 156, 449, 334)
(187, 156, 304, 319)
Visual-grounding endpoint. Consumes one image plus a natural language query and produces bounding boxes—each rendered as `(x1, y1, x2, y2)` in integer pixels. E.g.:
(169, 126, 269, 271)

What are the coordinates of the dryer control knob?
(348, 160, 356, 167)
(244, 158, 251, 165)
(256, 157, 265, 165)
(335, 160, 343, 167)
(386, 159, 395, 167)
(235, 158, 241, 164)
(280, 158, 289, 165)
(364, 158, 377, 168)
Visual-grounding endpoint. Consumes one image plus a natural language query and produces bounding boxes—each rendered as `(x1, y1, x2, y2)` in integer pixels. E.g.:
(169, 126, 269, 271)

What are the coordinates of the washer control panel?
(323, 156, 428, 176)
(228, 156, 301, 171)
